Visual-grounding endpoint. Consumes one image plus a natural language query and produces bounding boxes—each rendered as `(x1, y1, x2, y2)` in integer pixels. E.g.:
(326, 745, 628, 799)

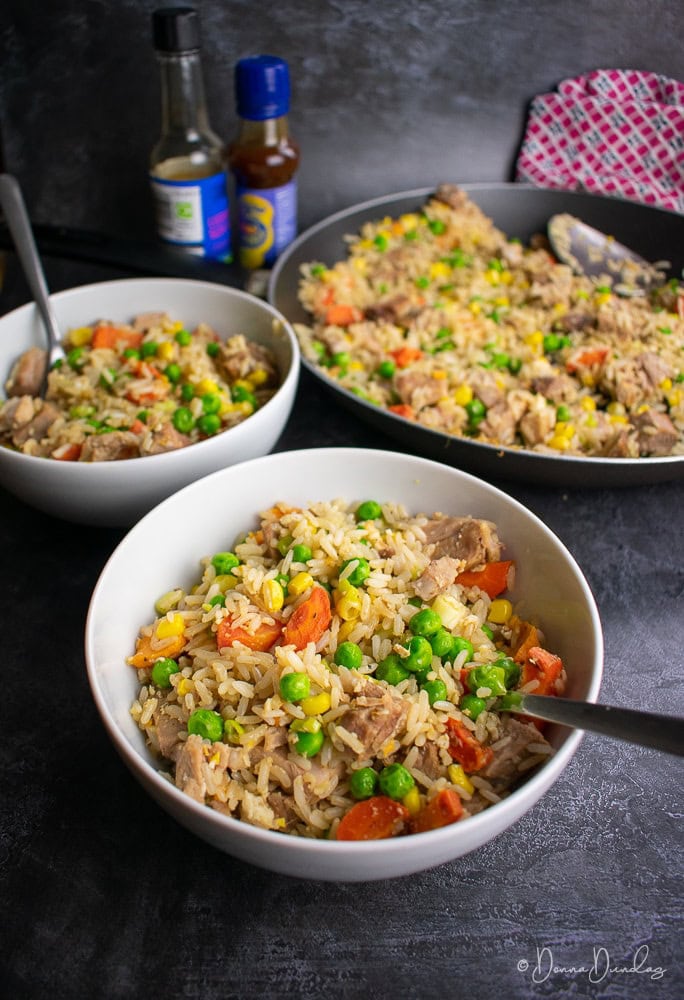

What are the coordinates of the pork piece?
(412, 741, 445, 780)
(480, 717, 551, 788)
(638, 351, 671, 388)
(557, 310, 594, 333)
(469, 370, 504, 410)
(478, 402, 517, 445)
(250, 746, 341, 801)
(0, 394, 36, 436)
(339, 690, 409, 756)
(140, 421, 191, 455)
(630, 410, 679, 456)
(267, 791, 299, 831)
(500, 240, 524, 267)
(519, 404, 555, 447)
(530, 373, 579, 404)
(153, 709, 185, 759)
(394, 370, 443, 410)
(216, 335, 278, 386)
(174, 734, 207, 802)
(365, 294, 415, 325)
(421, 515, 502, 569)
(528, 268, 573, 307)
(433, 183, 467, 211)
(414, 555, 462, 601)
(599, 428, 633, 458)
(133, 311, 167, 332)
(80, 430, 140, 461)
(5, 347, 47, 397)
(12, 400, 61, 447)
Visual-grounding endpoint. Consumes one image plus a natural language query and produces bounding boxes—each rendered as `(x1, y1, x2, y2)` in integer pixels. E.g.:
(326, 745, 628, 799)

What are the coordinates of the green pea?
(291, 543, 313, 563)
(378, 763, 415, 800)
(275, 573, 290, 589)
(151, 657, 180, 689)
(311, 340, 327, 359)
(429, 628, 455, 658)
(197, 413, 221, 435)
(290, 717, 324, 757)
(98, 369, 117, 389)
(175, 328, 192, 346)
(332, 351, 351, 368)
(208, 594, 225, 608)
(407, 596, 423, 608)
(334, 641, 363, 670)
(409, 607, 442, 637)
(223, 718, 244, 743)
(123, 348, 140, 360)
(211, 552, 240, 575)
(376, 360, 396, 379)
(496, 654, 521, 688)
(422, 679, 448, 705)
(498, 691, 523, 711)
(140, 340, 158, 358)
(466, 398, 487, 423)
(206, 341, 220, 357)
(428, 218, 446, 235)
(543, 333, 562, 353)
(450, 636, 474, 662)
(276, 535, 293, 556)
(279, 672, 311, 703)
(556, 404, 571, 422)
(231, 384, 257, 407)
(164, 363, 182, 384)
(355, 500, 383, 521)
(373, 233, 388, 251)
(404, 635, 433, 673)
(375, 653, 410, 686)
(187, 708, 223, 742)
(201, 392, 222, 414)
(460, 693, 487, 720)
(481, 624, 494, 641)
(67, 347, 85, 369)
(340, 557, 370, 586)
(172, 406, 195, 434)
(349, 767, 379, 800)
(466, 665, 507, 697)
(508, 357, 523, 375)
(415, 276, 430, 289)
(136, 410, 149, 424)
(180, 383, 195, 402)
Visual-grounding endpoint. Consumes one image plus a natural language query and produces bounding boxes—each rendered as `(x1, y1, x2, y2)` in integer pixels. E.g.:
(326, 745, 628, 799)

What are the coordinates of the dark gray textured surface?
(0, 256, 682, 999)
(1, 2, 683, 995)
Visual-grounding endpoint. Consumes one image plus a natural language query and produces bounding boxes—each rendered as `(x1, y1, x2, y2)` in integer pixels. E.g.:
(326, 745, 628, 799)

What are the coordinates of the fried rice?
(130, 498, 565, 841)
(0, 311, 278, 461)
(294, 184, 684, 459)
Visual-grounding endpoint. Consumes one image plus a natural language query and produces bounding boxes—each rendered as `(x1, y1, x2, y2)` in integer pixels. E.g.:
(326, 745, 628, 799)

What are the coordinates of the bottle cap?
(235, 55, 290, 120)
(152, 7, 200, 53)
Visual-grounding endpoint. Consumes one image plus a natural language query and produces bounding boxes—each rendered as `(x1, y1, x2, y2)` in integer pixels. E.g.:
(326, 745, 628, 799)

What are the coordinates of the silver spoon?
(0, 173, 66, 391)
(505, 692, 684, 757)
(547, 213, 668, 296)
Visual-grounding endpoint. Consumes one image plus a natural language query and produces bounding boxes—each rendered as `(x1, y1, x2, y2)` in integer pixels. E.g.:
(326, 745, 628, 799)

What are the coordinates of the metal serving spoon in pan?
(504, 692, 684, 756)
(547, 213, 669, 296)
(0, 173, 66, 392)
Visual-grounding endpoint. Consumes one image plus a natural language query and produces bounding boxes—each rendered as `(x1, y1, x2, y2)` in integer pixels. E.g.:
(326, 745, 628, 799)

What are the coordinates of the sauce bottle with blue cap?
(228, 55, 299, 269)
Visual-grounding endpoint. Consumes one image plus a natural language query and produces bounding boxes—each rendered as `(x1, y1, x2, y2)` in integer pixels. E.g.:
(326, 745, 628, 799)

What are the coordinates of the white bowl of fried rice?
(86, 447, 603, 881)
(0, 277, 299, 526)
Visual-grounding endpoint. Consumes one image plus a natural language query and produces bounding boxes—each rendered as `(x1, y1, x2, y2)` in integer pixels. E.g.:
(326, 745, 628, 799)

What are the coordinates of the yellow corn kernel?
(429, 261, 451, 281)
(68, 325, 93, 347)
(552, 303, 566, 316)
(609, 414, 628, 425)
(580, 396, 596, 411)
(606, 401, 625, 416)
(155, 613, 184, 639)
(208, 750, 221, 766)
(484, 269, 500, 285)
(301, 692, 332, 716)
(288, 572, 314, 596)
(488, 599, 513, 624)
(399, 213, 419, 231)
(262, 578, 285, 613)
(233, 401, 254, 417)
(218, 394, 235, 416)
(448, 763, 474, 795)
(667, 389, 682, 407)
(469, 301, 482, 315)
(177, 677, 193, 696)
(432, 369, 447, 380)
(659, 377, 673, 392)
(337, 621, 357, 643)
(156, 341, 175, 361)
(554, 422, 575, 439)
(349, 360, 364, 371)
(402, 786, 421, 816)
(581, 373, 595, 387)
(196, 378, 219, 395)
(352, 256, 367, 274)
(595, 291, 612, 306)
(357, 239, 374, 251)
(336, 588, 362, 621)
(215, 573, 238, 592)
(336, 577, 353, 596)
(494, 295, 510, 307)
(320, 268, 334, 282)
(233, 379, 251, 392)
(154, 588, 183, 615)
(499, 269, 513, 285)
(249, 368, 269, 387)
(636, 404, 650, 414)
(548, 434, 571, 451)
(453, 384, 473, 407)
(584, 414, 598, 428)
(525, 331, 544, 352)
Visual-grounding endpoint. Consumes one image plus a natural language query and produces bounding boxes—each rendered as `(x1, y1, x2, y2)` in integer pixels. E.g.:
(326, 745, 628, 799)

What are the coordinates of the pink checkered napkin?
(516, 69, 684, 213)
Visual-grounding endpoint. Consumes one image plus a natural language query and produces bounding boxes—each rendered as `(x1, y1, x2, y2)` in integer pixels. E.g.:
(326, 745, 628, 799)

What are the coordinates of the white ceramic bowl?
(0, 278, 299, 526)
(85, 448, 603, 881)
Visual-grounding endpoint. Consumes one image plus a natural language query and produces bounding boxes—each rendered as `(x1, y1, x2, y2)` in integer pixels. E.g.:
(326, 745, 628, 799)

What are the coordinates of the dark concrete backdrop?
(2, 0, 682, 242)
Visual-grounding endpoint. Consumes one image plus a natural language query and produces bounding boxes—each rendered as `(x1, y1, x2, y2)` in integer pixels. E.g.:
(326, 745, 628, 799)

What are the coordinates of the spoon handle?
(517, 694, 684, 757)
(0, 173, 64, 367)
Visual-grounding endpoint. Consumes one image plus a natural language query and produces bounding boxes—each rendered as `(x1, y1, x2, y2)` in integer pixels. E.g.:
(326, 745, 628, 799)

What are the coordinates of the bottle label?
(236, 180, 297, 268)
(150, 171, 232, 261)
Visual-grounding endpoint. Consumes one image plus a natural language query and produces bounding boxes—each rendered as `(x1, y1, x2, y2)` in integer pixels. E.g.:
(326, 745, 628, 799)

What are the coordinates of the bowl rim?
(0, 276, 301, 470)
(85, 446, 604, 858)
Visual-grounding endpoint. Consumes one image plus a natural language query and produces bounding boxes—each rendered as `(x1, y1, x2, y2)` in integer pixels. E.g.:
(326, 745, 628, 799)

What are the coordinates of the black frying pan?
(268, 183, 684, 487)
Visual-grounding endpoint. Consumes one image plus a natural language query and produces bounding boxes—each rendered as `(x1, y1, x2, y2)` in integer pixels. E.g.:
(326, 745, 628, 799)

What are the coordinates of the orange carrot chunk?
(410, 789, 464, 834)
(51, 442, 82, 461)
(324, 304, 363, 327)
(91, 324, 143, 352)
(390, 346, 424, 368)
(217, 618, 283, 652)
(388, 403, 415, 420)
(336, 796, 410, 841)
(511, 618, 541, 664)
(445, 718, 494, 772)
(565, 346, 609, 373)
(283, 586, 332, 650)
(455, 559, 514, 599)
(521, 646, 563, 696)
